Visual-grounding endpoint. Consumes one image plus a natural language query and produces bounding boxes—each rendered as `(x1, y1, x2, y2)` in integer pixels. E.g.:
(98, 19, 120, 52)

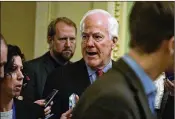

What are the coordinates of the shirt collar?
(122, 54, 156, 95)
(86, 60, 112, 77)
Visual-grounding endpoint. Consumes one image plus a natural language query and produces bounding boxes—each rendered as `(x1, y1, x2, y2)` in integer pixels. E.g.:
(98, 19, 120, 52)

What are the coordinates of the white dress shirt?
(154, 72, 165, 109)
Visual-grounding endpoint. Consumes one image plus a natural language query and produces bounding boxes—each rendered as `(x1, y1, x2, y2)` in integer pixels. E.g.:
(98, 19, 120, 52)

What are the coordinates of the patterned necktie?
(96, 69, 104, 77)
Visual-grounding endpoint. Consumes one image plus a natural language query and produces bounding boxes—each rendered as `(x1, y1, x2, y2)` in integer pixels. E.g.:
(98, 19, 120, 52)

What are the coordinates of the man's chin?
(86, 60, 101, 69)
(62, 54, 72, 61)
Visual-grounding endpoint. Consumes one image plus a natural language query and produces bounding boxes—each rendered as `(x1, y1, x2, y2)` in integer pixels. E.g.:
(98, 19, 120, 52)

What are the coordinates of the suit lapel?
(43, 52, 55, 75)
(40, 52, 56, 94)
(113, 58, 154, 119)
(77, 59, 114, 88)
(76, 59, 91, 88)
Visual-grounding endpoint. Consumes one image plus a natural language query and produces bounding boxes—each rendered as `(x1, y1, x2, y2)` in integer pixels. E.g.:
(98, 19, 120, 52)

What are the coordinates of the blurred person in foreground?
(71, 2, 174, 119)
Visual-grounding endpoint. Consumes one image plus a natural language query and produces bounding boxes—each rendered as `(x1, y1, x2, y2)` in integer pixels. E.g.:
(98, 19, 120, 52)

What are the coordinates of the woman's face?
(2, 56, 24, 98)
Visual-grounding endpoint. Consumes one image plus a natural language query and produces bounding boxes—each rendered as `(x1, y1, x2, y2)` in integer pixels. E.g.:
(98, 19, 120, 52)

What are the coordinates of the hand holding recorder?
(60, 94, 79, 119)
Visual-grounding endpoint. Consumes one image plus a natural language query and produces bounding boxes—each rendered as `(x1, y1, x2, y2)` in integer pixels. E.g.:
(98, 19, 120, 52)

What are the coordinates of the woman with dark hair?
(0, 45, 45, 119)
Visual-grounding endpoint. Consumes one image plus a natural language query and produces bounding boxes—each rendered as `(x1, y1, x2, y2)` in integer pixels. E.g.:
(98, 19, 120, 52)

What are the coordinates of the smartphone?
(165, 72, 174, 81)
(44, 89, 58, 108)
(69, 93, 77, 109)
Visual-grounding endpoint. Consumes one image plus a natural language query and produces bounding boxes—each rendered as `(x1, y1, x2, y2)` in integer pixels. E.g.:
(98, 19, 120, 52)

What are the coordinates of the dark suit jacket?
(158, 89, 174, 119)
(14, 98, 44, 119)
(21, 52, 64, 102)
(43, 59, 91, 119)
(72, 58, 155, 119)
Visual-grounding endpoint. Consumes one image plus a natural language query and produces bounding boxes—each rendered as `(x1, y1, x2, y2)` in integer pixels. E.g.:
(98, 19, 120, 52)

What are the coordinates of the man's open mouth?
(86, 51, 98, 56)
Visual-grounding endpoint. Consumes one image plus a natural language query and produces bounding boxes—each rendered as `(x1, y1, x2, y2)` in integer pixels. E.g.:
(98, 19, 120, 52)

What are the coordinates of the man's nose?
(65, 39, 71, 47)
(86, 36, 94, 47)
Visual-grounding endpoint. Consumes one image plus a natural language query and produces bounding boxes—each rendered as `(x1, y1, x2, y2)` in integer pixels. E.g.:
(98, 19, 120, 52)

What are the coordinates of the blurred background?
(0, 1, 134, 61)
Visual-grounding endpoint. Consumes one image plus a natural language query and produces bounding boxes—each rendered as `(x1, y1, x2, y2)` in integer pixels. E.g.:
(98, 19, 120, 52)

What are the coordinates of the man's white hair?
(80, 9, 119, 39)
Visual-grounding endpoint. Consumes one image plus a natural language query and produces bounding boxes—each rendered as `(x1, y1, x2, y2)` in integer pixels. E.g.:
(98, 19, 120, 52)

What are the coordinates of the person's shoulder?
(14, 98, 38, 109)
(14, 98, 45, 118)
(46, 59, 85, 86)
(51, 59, 84, 74)
(83, 68, 131, 102)
(63, 59, 84, 69)
(24, 52, 49, 70)
(73, 70, 136, 118)
(100, 67, 127, 85)
(25, 52, 48, 65)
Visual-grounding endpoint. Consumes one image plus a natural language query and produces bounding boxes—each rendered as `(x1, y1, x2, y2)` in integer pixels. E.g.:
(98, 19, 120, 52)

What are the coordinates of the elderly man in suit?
(21, 17, 77, 102)
(43, 9, 119, 119)
(71, 2, 174, 119)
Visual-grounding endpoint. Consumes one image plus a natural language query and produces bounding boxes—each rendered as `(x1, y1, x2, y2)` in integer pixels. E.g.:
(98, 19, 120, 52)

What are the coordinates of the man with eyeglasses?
(21, 17, 77, 102)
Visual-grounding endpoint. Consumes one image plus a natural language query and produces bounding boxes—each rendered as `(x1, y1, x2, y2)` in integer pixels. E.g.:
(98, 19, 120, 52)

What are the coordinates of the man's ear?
(47, 36, 52, 44)
(168, 36, 174, 56)
(112, 37, 118, 50)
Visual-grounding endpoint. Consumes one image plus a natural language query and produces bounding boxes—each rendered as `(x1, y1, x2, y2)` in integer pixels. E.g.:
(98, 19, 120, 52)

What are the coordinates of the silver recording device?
(69, 93, 77, 109)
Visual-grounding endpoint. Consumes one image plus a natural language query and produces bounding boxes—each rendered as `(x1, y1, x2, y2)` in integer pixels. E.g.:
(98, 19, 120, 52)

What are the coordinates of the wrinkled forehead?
(82, 14, 109, 32)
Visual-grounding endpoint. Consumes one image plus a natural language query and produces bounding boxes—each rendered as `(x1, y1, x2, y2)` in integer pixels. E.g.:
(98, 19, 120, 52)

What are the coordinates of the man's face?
(0, 42, 7, 79)
(50, 22, 76, 61)
(81, 14, 116, 69)
(157, 36, 174, 76)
